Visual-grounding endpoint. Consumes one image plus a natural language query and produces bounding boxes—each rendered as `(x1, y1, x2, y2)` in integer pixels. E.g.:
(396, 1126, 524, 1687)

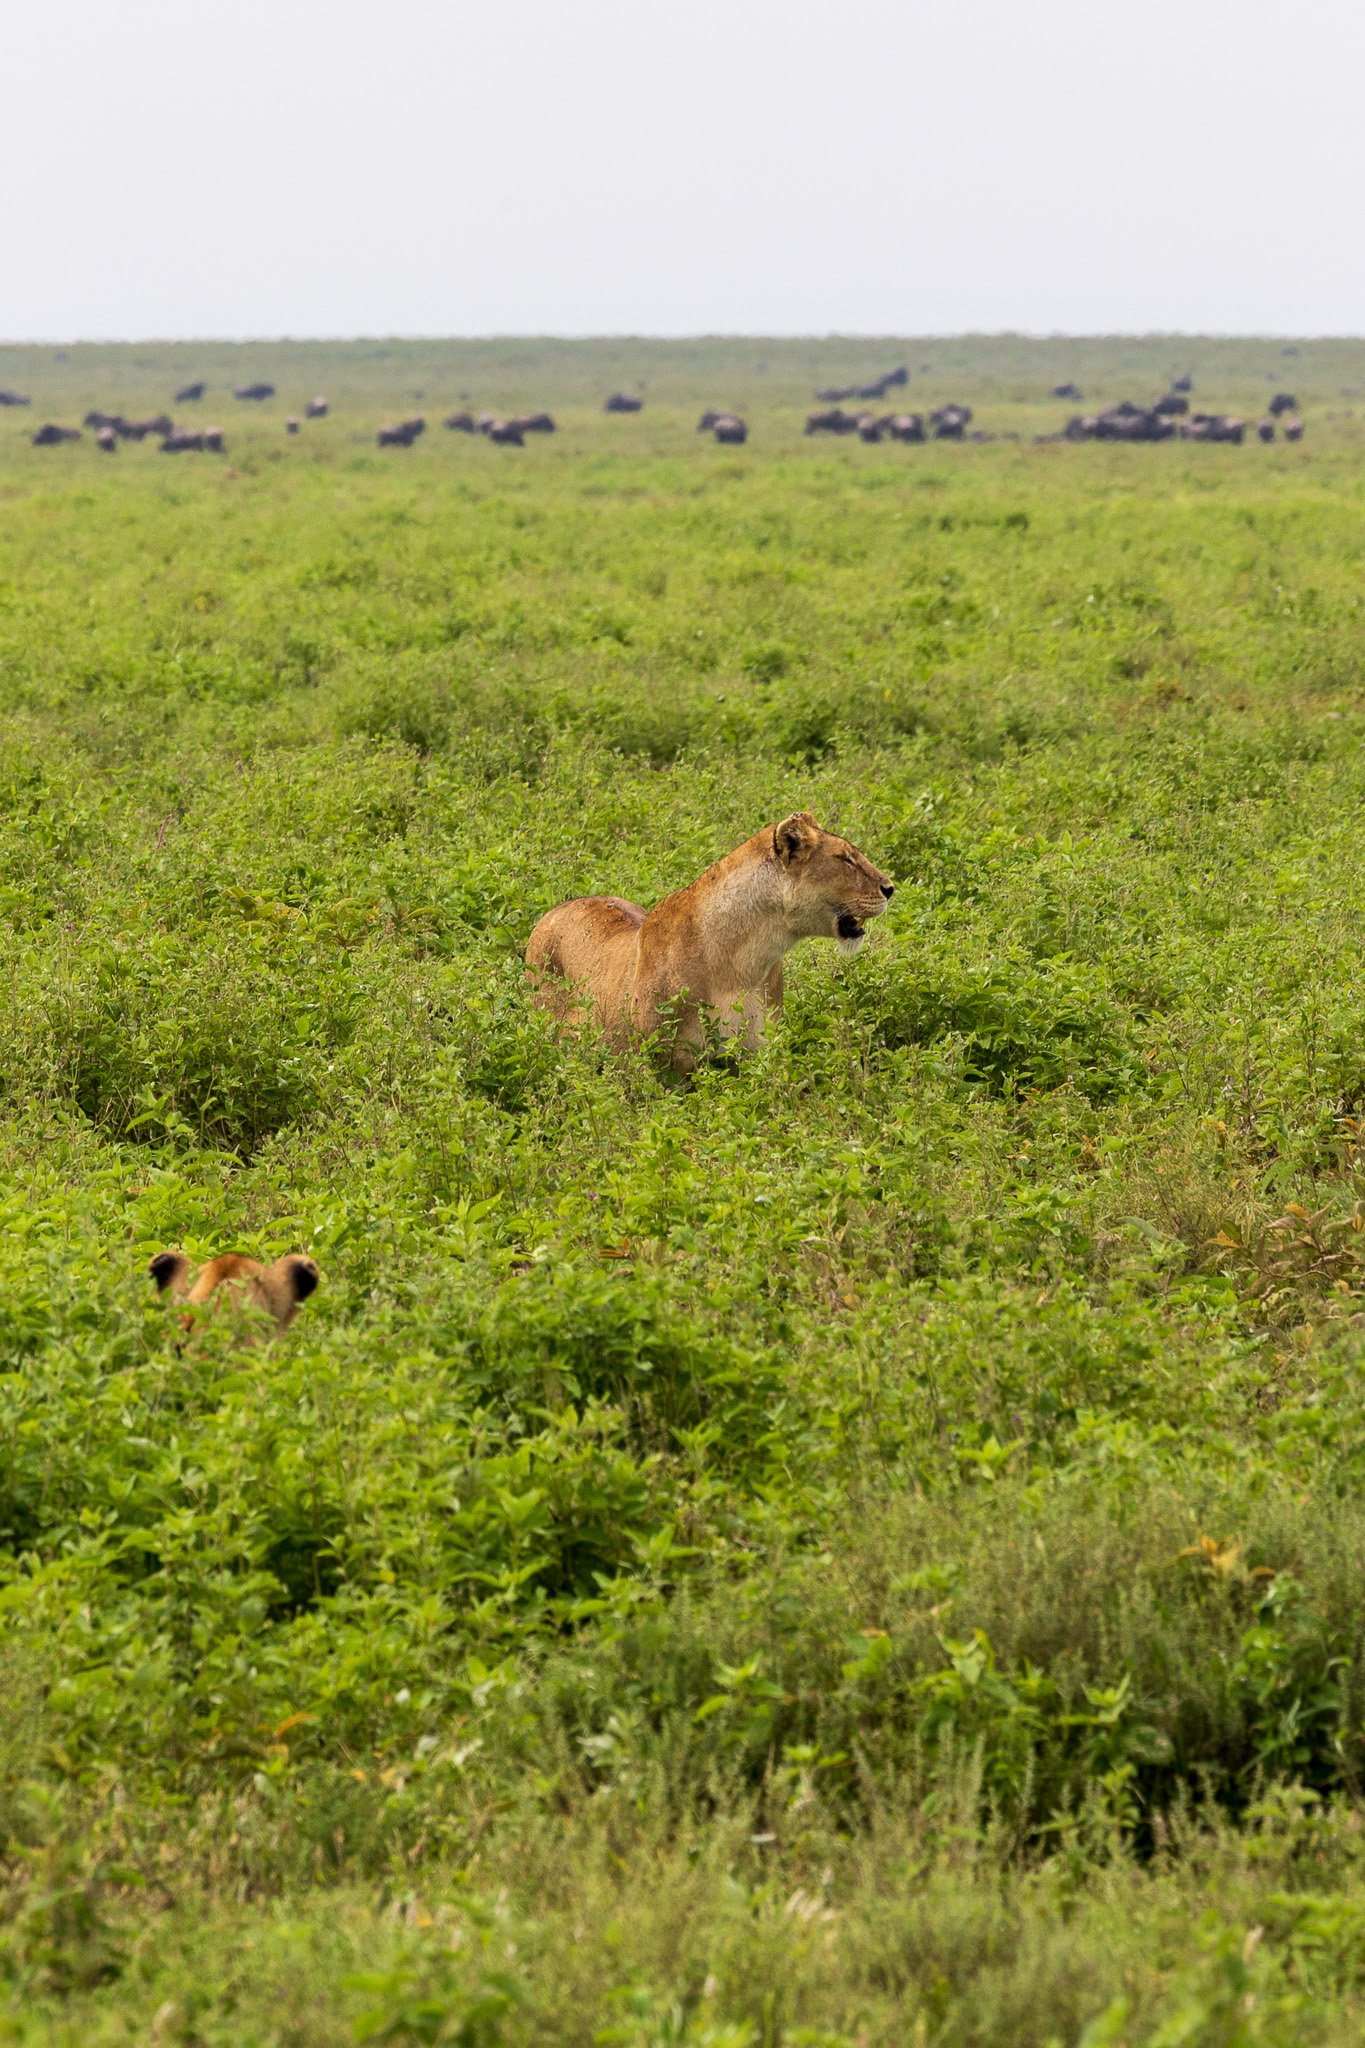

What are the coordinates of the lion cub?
(149, 1248, 320, 1338)
(526, 810, 893, 1074)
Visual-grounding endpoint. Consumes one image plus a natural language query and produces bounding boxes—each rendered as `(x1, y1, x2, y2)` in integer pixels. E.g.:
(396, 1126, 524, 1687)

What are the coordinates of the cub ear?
(773, 812, 821, 864)
(148, 1249, 190, 1297)
(285, 1256, 320, 1304)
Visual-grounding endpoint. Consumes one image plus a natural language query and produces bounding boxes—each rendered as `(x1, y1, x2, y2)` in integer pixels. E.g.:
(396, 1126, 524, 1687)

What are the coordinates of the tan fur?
(149, 1248, 320, 1338)
(525, 812, 893, 1073)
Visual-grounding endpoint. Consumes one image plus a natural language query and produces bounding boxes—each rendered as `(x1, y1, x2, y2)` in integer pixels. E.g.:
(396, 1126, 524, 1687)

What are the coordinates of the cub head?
(772, 812, 894, 954)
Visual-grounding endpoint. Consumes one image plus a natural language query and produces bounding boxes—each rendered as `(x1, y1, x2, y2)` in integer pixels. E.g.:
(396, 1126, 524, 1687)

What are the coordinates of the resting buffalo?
(1180, 414, 1245, 443)
(487, 420, 525, 445)
(31, 424, 80, 445)
(806, 407, 859, 434)
(882, 412, 926, 442)
(234, 382, 275, 401)
(815, 385, 857, 402)
(1052, 382, 1083, 401)
(96, 426, 118, 453)
(1153, 393, 1189, 416)
(1268, 393, 1297, 416)
(1283, 415, 1304, 441)
(377, 416, 426, 447)
(930, 403, 973, 439)
(712, 413, 747, 444)
(306, 396, 328, 418)
(1257, 417, 1276, 443)
(176, 382, 206, 403)
(604, 392, 643, 413)
(512, 412, 555, 433)
(0, 390, 31, 407)
(162, 426, 225, 452)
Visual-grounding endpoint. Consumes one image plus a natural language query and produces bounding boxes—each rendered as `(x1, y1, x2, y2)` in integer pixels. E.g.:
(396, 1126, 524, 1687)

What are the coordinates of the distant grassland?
(4, 338, 1365, 2044)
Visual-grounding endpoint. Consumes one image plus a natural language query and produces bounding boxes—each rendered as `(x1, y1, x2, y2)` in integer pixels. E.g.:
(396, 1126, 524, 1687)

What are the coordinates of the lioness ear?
(773, 812, 820, 864)
(149, 1249, 190, 1298)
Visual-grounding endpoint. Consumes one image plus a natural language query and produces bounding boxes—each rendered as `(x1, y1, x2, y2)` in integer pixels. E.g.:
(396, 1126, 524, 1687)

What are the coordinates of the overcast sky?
(6, 0, 1362, 340)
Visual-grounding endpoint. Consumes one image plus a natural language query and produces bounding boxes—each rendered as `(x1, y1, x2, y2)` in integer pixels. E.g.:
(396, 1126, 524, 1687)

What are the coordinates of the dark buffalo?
(444, 411, 477, 432)
(1052, 382, 1083, 401)
(0, 390, 31, 407)
(306, 395, 328, 418)
(203, 427, 225, 452)
(805, 407, 859, 434)
(931, 403, 973, 439)
(712, 414, 747, 444)
(377, 416, 426, 447)
(1283, 415, 1304, 441)
(84, 410, 120, 430)
(604, 392, 643, 413)
(1172, 374, 1193, 393)
(815, 385, 858, 402)
(882, 412, 925, 442)
(31, 423, 80, 445)
(1153, 393, 1189, 416)
(475, 413, 497, 434)
(1268, 392, 1297, 416)
(285, 417, 300, 434)
(856, 413, 882, 442)
(119, 414, 173, 441)
(698, 409, 722, 430)
(96, 426, 118, 453)
(512, 412, 555, 433)
(1256, 416, 1276, 443)
(162, 428, 206, 451)
(176, 381, 206, 403)
(487, 420, 525, 445)
(234, 382, 275, 401)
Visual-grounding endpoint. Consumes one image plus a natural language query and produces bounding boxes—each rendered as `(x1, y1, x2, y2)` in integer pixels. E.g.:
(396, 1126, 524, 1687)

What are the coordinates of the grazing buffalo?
(930, 403, 973, 439)
(1283, 415, 1304, 441)
(162, 428, 206, 451)
(512, 412, 555, 433)
(712, 413, 747, 443)
(377, 417, 426, 447)
(698, 409, 721, 430)
(1153, 393, 1189, 416)
(84, 409, 120, 430)
(31, 423, 80, 445)
(1257, 416, 1276, 443)
(176, 382, 206, 403)
(1052, 382, 1083, 400)
(96, 426, 118, 453)
(604, 392, 643, 413)
(1172, 374, 1193, 393)
(306, 395, 328, 418)
(475, 413, 498, 433)
(119, 414, 173, 441)
(444, 411, 477, 432)
(0, 390, 31, 407)
(1268, 392, 1297, 416)
(882, 412, 926, 442)
(234, 382, 275, 401)
(487, 420, 525, 444)
(805, 407, 859, 434)
(285, 417, 300, 434)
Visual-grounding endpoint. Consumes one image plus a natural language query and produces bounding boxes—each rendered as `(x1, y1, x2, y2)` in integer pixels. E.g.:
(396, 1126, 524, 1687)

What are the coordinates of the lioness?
(149, 1249, 320, 1338)
(525, 811, 893, 1073)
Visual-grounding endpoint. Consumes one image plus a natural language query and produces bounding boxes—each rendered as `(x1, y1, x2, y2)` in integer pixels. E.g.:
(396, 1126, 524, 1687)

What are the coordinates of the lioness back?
(524, 895, 646, 1035)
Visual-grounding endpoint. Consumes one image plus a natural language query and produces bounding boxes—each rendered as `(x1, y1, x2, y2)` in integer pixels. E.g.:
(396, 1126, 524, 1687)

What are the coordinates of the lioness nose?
(880, 881, 895, 899)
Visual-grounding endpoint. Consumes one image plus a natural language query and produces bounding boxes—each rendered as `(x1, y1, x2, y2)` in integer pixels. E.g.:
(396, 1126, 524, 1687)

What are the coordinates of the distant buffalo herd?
(7, 367, 1309, 455)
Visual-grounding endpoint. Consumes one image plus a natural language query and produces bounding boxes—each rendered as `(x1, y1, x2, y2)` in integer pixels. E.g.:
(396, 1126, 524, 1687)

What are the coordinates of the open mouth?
(836, 913, 865, 941)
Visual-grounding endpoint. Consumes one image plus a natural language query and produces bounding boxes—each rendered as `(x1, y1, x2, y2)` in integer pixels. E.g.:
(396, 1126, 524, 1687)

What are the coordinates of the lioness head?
(772, 812, 894, 955)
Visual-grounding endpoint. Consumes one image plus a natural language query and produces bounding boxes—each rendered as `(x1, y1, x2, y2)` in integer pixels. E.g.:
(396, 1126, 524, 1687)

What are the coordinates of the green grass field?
(5, 334, 1365, 2044)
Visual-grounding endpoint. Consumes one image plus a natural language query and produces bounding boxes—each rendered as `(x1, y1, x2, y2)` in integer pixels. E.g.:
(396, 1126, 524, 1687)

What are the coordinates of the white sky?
(5, 0, 1363, 340)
